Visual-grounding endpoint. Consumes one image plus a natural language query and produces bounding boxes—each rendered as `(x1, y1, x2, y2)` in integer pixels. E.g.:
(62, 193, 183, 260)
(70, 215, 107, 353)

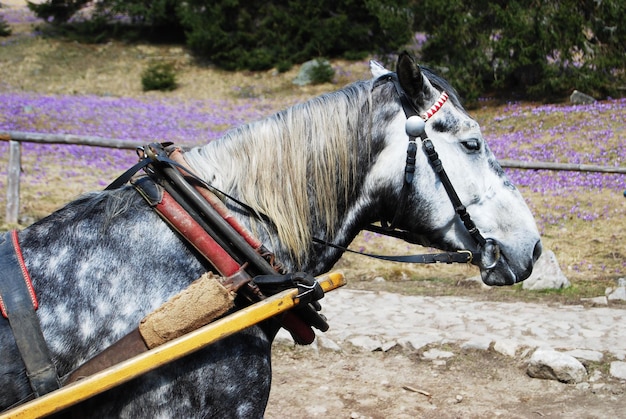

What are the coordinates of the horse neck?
(185, 81, 381, 272)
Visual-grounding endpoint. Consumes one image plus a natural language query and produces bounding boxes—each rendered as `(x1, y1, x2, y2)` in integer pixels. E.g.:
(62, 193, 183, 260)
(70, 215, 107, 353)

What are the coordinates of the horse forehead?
(430, 106, 479, 135)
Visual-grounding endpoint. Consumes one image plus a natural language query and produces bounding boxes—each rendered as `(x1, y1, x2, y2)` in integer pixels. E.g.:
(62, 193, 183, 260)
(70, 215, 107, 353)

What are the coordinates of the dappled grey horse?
(0, 52, 541, 417)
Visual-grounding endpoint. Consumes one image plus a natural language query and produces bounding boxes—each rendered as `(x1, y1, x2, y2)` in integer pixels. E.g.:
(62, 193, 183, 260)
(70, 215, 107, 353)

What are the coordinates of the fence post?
(6, 140, 21, 225)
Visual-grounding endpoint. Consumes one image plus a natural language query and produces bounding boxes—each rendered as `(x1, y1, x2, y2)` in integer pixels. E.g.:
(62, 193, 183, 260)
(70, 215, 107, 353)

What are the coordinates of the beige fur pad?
(139, 272, 235, 349)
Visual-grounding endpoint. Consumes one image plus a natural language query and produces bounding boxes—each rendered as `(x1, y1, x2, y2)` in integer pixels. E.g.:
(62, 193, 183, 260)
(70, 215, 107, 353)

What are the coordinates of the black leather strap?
(0, 231, 60, 397)
(313, 236, 475, 264)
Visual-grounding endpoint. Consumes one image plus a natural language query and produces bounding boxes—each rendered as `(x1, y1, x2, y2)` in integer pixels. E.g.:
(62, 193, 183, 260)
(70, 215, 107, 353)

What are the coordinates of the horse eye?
(461, 139, 481, 152)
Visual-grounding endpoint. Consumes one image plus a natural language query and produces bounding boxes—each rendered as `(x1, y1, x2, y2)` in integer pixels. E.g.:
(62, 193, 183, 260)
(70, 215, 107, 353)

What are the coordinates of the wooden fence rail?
(1, 131, 143, 224)
(2, 131, 626, 225)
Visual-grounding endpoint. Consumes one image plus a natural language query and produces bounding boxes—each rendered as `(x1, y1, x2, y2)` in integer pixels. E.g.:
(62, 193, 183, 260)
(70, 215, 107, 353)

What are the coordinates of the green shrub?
(141, 62, 177, 92)
(276, 60, 293, 73)
(309, 59, 335, 85)
(29, 0, 415, 71)
(0, 16, 11, 37)
(413, 0, 626, 103)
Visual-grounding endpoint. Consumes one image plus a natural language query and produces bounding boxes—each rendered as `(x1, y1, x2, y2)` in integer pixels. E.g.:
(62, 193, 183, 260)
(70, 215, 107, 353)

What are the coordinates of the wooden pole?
(0, 273, 346, 419)
(498, 159, 626, 174)
(6, 140, 21, 225)
(2, 130, 625, 226)
(0, 131, 141, 150)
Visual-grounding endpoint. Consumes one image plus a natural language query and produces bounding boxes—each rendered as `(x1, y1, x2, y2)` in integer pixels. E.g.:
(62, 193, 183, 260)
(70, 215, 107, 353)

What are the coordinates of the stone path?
(276, 289, 626, 378)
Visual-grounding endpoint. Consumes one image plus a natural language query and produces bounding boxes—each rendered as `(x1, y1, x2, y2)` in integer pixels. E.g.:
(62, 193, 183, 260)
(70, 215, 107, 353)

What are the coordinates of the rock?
(348, 335, 382, 352)
(461, 337, 492, 351)
(422, 348, 455, 360)
(381, 340, 398, 352)
(316, 335, 342, 352)
(564, 349, 604, 363)
(398, 335, 441, 351)
(493, 339, 519, 357)
(292, 59, 334, 86)
(570, 90, 597, 105)
(609, 361, 626, 380)
(607, 278, 626, 301)
(274, 328, 294, 345)
(523, 249, 571, 290)
(527, 349, 587, 383)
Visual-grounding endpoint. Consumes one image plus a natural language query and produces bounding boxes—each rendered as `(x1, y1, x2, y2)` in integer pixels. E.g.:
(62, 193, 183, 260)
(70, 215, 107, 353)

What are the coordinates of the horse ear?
(370, 60, 390, 78)
(396, 51, 426, 103)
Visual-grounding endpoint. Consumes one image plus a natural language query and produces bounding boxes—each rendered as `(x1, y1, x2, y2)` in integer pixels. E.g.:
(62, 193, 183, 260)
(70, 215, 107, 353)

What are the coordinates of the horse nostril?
(532, 240, 543, 264)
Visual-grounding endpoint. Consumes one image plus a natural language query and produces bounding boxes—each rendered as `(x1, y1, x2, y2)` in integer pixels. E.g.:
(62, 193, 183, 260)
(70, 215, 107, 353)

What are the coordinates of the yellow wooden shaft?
(0, 272, 345, 419)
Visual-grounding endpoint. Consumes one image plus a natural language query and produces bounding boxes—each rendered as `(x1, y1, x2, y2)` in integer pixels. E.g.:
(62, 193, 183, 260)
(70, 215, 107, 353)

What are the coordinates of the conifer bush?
(0, 15, 11, 37)
(413, 0, 626, 103)
(309, 59, 335, 85)
(141, 62, 177, 92)
(28, 0, 414, 71)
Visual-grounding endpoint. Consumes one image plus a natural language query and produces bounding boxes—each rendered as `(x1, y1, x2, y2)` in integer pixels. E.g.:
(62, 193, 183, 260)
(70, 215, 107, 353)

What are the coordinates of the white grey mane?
(184, 80, 386, 266)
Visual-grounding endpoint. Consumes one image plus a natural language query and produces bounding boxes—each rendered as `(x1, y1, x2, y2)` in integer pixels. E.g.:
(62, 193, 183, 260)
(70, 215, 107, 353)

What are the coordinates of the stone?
(274, 328, 294, 345)
(522, 249, 571, 290)
(493, 339, 519, 357)
(570, 90, 597, 105)
(317, 335, 342, 352)
(461, 337, 492, 351)
(292, 59, 334, 86)
(609, 361, 626, 380)
(348, 335, 382, 352)
(381, 340, 398, 352)
(564, 349, 604, 363)
(607, 285, 626, 302)
(399, 335, 441, 351)
(527, 349, 587, 383)
(422, 348, 455, 360)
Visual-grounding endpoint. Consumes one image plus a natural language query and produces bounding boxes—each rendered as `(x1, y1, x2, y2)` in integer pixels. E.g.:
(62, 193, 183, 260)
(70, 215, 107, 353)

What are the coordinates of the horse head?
(369, 52, 542, 286)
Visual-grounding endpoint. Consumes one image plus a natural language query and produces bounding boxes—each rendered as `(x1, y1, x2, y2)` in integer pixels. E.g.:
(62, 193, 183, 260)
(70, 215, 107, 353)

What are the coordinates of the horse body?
(4, 190, 275, 417)
(0, 53, 541, 417)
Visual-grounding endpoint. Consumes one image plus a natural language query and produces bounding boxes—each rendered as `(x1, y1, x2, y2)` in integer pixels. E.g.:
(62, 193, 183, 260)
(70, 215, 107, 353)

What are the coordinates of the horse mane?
(185, 80, 375, 266)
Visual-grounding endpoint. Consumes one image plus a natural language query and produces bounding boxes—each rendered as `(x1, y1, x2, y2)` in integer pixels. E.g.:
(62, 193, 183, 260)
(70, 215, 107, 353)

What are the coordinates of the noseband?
(369, 73, 499, 267)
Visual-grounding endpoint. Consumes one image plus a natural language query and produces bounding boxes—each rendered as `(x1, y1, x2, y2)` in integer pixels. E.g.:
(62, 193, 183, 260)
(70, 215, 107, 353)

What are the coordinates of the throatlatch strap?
(0, 231, 60, 396)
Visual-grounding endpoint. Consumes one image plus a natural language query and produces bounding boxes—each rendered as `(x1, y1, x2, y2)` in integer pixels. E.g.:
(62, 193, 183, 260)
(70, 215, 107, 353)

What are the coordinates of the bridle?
(366, 73, 501, 268)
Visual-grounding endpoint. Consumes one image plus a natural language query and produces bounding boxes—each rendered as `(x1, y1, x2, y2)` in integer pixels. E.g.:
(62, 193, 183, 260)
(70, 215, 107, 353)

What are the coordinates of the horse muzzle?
(476, 238, 542, 286)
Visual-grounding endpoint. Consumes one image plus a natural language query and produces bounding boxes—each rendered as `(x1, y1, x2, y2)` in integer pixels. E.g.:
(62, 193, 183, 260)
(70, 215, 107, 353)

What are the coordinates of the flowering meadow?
(1, 4, 625, 286)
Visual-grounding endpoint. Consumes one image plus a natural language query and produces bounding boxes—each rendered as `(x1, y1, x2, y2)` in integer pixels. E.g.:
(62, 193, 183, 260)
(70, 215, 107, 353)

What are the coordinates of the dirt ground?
(266, 343, 625, 419)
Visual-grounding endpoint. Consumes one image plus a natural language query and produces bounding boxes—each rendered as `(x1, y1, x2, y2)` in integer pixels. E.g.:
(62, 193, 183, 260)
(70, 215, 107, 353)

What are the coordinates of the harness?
(0, 70, 500, 404)
(0, 231, 60, 397)
(129, 144, 329, 343)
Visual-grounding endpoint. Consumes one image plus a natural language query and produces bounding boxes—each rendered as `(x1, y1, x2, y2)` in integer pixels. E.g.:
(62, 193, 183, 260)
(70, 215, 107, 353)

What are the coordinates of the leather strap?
(0, 231, 60, 396)
(313, 236, 475, 264)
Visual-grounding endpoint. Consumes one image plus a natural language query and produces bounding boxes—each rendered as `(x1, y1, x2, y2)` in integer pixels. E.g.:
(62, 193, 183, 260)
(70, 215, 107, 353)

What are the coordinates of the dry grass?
(1, 18, 624, 304)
